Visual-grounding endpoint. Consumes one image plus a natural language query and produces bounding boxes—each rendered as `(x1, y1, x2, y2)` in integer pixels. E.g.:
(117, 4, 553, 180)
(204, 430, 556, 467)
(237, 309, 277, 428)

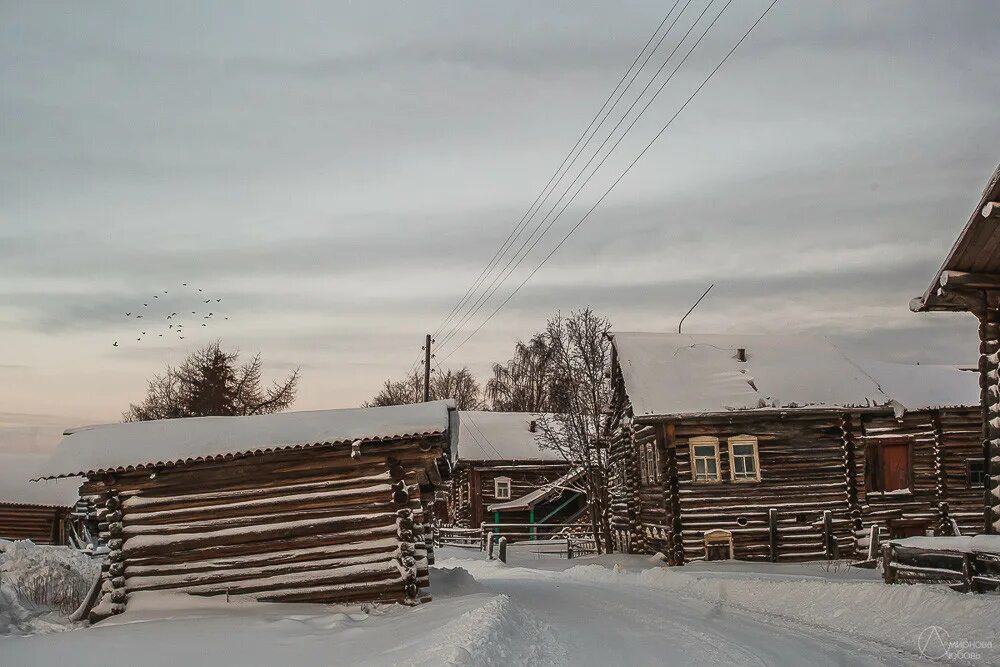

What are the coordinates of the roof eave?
(633, 405, 894, 424)
(37, 430, 448, 481)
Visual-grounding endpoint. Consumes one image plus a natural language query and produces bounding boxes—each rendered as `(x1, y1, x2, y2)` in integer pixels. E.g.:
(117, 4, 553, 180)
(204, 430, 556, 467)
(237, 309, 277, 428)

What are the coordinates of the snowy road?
(446, 556, 916, 666)
(3, 547, 995, 666)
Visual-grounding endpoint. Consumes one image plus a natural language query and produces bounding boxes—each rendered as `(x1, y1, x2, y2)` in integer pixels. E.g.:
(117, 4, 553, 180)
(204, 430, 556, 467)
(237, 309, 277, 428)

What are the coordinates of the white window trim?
(494, 476, 512, 500)
(689, 436, 721, 483)
(728, 435, 761, 482)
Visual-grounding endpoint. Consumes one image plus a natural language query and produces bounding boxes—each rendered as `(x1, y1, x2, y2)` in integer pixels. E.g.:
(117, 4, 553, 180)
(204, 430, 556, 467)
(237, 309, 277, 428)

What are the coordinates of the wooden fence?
(434, 526, 481, 548)
(434, 523, 597, 559)
(882, 542, 1000, 593)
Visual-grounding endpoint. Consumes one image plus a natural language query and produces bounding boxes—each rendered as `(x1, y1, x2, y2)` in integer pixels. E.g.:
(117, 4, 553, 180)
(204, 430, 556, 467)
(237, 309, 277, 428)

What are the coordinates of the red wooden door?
(880, 442, 910, 492)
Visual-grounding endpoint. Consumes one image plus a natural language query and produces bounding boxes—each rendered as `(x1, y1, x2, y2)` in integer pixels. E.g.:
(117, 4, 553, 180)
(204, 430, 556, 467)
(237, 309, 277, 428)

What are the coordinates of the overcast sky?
(2, 1, 999, 454)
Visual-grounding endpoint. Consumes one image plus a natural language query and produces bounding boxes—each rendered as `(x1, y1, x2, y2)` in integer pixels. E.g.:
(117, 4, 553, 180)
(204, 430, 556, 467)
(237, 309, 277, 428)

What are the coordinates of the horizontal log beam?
(940, 270, 1000, 291)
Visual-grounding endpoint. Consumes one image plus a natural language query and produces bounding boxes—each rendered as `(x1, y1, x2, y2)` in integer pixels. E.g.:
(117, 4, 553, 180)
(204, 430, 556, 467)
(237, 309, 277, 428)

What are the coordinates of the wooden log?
(768, 508, 779, 562)
(123, 512, 399, 558)
(126, 552, 394, 593)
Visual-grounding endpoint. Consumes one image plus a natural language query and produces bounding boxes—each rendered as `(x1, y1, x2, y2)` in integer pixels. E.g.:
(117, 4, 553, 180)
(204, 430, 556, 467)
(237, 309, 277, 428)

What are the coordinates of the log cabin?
(911, 161, 1000, 535)
(0, 453, 81, 545)
(605, 332, 982, 564)
(448, 411, 586, 536)
(37, 401, 456, 620)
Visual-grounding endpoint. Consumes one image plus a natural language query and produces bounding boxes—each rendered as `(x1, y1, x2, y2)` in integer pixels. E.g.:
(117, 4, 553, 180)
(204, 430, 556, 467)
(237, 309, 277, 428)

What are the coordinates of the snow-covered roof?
(39, 400, 455, 480)
(861, 361, 980, 411)
(612, 333, 981, 419)
(0, 453, 80, 507)
(453, 411, 563, 463)
(487, 467, 584, 512)
(611, 333, 894, 418)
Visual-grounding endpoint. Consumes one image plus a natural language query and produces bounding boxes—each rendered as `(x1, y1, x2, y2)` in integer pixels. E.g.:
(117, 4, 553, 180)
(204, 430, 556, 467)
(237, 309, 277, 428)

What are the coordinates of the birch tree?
(534, 309, 615, 553)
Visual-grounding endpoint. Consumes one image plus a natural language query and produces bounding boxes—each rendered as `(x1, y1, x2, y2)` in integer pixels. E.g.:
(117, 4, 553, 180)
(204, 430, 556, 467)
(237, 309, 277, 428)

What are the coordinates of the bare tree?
(485, 333, 573, 412)
(123, 341, 299, 421)
(534, 309, 614, 553)
(366, 366, 484, 410)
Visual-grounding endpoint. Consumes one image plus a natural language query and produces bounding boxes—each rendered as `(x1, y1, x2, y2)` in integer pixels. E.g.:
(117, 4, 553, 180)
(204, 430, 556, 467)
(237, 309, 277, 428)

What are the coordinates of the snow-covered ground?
(2, 546, 997, 665)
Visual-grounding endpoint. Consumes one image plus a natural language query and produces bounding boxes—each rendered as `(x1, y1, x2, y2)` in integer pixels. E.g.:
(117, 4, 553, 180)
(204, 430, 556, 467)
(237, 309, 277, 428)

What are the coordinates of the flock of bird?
(112, 283, 230, 347)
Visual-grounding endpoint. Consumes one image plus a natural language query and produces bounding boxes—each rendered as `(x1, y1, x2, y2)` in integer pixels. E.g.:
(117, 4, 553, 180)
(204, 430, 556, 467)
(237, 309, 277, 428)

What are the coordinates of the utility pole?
(423, 334, 432, 402)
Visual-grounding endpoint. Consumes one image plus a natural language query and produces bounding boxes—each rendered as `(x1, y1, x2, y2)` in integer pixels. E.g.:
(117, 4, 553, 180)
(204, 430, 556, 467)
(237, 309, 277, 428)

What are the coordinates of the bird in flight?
(163, 290, 168, 294)
(204, 299, 210, 303)
(125, 312, 131, 316)
(202, 323, 207, 327)
(143, 303, 148, 307)
(154, 295, 159, 299)
(182, 283, 187, 286)
(179, 336, 185, 339)
(216, 299, 222, 302)
(141, 331, 146, 335)
(136, 315, 143, 319)
(113, 341, 118, 347)
(198, 288, 203, 292)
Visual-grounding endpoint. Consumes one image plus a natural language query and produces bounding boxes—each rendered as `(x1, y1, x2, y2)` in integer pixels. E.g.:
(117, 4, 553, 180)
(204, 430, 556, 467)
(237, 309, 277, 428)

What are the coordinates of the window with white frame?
(728, 435, 760, 482)
(494, 476, 512, 500)
(639, 442, 659, 485)
(690, 437, 721, 482)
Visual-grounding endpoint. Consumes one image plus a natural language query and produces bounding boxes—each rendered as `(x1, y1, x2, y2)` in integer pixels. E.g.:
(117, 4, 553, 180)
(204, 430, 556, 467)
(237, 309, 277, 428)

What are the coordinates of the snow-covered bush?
(0, 538, 102, 635)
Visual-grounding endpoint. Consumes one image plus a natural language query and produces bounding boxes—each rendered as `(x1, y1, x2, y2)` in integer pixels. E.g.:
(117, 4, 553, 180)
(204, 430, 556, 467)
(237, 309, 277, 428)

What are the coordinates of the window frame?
(865, 437, 914, 494)
(967, 458, 986, 489)
(493, 476, 512, 501)
(727, 435, 761, 483)
(689, 436, 721, 483)
(638, 442, 649, 484)
(639, 441, 660, 485)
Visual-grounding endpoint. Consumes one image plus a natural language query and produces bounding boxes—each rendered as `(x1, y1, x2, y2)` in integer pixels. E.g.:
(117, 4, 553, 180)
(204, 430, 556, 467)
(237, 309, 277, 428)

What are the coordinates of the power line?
(429, 0, 689, 345)
(435, 0, 713, 352)
(441, 0, 779, 360)
(437, 0, 729, 354)
(401, 2, 690, 376)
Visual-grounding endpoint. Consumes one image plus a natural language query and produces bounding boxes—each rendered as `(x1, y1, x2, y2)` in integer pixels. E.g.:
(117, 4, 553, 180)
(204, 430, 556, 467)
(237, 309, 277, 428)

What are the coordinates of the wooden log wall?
(606, 412, 636, 553)
(671, 414, 856, 562)
(448, 467, 472, 528)
(80, 438, 444, 616)
(633, 424, 662, 555)
(938, 409, 987, 535)
(0, 504, 69, 544)
(857, 408, 984, 540)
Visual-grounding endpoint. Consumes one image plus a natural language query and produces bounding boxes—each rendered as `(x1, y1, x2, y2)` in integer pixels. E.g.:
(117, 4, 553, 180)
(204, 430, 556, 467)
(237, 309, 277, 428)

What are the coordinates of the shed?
(38, 401, 455, 620)
(0, 453, 81, 545)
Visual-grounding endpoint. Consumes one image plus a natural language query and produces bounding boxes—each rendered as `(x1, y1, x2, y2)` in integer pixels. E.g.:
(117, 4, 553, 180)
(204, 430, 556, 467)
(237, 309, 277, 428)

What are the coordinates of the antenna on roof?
(677, 284, 714, 334)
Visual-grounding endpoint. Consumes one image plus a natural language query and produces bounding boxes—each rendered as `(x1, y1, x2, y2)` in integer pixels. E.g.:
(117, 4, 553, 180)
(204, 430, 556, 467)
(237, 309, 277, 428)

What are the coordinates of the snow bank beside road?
(0, 539, 102, 636)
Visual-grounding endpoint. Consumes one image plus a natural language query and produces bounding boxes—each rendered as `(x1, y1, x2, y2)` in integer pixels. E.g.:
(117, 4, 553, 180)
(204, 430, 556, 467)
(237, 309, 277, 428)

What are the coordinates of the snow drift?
(0, 538, 102, 635)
